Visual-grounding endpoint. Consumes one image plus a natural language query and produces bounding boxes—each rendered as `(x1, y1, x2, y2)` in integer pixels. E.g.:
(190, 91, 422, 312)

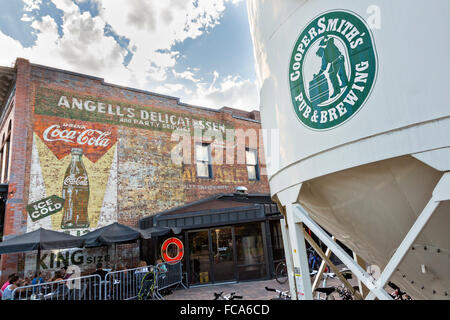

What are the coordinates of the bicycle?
(388, 282, 412, 300)
(265, 286, 291, 300)
(274, 260, 288, 284)
(314, 270, 356, 300)
(137, 269, 156, 300)
(275, 259, 323, 285)
(213, 292, 243, 300)
(315, 285, 356, 300)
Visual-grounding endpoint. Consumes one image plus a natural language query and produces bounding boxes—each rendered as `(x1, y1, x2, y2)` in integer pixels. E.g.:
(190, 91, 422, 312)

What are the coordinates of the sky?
(0, 0, 259, 111)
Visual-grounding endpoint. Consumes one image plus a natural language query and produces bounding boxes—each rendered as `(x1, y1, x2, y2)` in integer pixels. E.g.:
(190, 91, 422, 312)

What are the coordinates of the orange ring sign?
(161, 237, 184, 264)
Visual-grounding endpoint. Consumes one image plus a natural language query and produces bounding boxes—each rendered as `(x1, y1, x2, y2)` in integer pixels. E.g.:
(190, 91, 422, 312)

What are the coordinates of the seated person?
(2, 276, 23, 300)
(0, 273, 16, 298)
(53, 271, 64, 282)
(32, 272, 45, 285)
(60, 266, 74, 280)
(156, 258, 168, 274)
(92, 262, 108, 281)
(136, 260, 149, 273)
(156, 258, 168, 283)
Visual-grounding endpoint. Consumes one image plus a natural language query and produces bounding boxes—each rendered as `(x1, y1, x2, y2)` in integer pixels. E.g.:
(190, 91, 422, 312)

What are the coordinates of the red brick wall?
(0, 59, 33, 280)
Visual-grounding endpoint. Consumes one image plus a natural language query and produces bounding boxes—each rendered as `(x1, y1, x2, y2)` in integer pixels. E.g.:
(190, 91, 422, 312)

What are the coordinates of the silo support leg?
(365, 172, 450, 300)
(285, 203, 313, 300)
(279, 217, 297, 300)
(291, 203, 393, 300)
(277, 184, 313, 300)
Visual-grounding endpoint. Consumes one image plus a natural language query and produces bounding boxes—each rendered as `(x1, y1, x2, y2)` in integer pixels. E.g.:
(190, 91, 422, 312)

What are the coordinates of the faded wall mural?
(29, 114, 118, 234)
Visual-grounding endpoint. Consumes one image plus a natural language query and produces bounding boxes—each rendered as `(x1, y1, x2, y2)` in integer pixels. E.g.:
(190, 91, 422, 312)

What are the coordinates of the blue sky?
(0, 0, 259, 111)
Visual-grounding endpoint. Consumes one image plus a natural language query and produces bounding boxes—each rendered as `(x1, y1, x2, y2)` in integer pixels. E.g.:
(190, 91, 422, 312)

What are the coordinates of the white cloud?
(189, 72, 259, 111)
(0, 1, 131, 85)
(0, 0, 258, 110)
(172, 69, 200, 83)
(153, 83, 184, 96)
(23, 0, 43, 11)
(97, 0, 238, 86)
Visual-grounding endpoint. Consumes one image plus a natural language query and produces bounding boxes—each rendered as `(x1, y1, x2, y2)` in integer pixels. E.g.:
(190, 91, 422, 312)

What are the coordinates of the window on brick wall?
(1, 120, 12, 183)
(195, 143, 212, 178)
(0, 134, 3, 182)
(246, 148, 260, 181)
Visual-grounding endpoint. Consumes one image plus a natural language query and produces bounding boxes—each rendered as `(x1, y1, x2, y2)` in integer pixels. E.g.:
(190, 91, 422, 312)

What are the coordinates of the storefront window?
(188, 230, 211, 285)
(211, 227, 234, 282)
(234, 222, 266, 281)
(270, 220, 285, 262)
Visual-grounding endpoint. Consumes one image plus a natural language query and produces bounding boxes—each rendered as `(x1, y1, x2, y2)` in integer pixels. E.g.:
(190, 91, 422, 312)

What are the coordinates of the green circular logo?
(289, 10, 377, 130)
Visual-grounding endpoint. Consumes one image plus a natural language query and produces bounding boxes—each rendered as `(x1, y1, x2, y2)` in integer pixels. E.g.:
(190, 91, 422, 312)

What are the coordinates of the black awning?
(156, 204, 266, 231)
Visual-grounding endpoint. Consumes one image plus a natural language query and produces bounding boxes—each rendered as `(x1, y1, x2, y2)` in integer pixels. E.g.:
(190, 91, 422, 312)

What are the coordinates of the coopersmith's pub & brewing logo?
(289, 10, 377, 130)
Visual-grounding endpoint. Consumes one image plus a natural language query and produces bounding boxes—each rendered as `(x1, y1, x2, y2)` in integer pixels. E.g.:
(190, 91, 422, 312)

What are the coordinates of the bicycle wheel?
(275, 262, 288, 284)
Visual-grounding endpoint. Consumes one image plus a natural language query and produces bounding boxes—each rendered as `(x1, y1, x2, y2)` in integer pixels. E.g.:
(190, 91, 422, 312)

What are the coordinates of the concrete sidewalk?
(164, 275, 360, 300)
(165, 278, 290, 300)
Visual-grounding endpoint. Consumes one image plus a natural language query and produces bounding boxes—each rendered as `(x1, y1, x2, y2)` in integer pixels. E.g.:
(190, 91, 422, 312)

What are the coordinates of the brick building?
(0, 58, 278, 281)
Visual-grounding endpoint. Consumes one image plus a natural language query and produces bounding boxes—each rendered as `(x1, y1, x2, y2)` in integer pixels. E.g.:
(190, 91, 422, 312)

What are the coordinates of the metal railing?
(11, 274, 102, 300)
(11, 261, 186, 300)
(154, 261, 187, 299)
(103, 266, 150, 300)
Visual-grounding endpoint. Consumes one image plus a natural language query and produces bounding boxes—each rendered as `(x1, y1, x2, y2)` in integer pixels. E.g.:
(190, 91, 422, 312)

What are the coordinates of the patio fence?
(11, 274, 102, 300)
(10, 260, 185, 300)
(104, 266, 150, 300)
(154, 261, 187, 299)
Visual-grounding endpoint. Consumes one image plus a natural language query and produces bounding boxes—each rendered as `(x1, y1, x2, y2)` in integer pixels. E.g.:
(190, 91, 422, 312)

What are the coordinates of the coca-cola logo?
(34, 116, 118, 163)
(63, 175, 89, 186)
(43, 124, 111, 147)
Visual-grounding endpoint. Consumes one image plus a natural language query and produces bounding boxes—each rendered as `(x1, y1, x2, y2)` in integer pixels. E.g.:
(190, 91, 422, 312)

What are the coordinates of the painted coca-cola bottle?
(61, 148, 90, 229)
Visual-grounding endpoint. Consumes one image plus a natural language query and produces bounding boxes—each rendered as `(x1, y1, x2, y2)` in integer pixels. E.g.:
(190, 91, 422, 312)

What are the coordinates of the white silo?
(247, 0, 450, 300)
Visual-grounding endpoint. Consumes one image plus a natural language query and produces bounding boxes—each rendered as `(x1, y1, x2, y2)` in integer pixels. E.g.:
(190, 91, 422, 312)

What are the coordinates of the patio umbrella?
(80, 223, 181, 268)
(80, 222, 147, 269)
(80, 222, 143, 247)
(81, 223, 180, 246)
(0, 228, 85, 273)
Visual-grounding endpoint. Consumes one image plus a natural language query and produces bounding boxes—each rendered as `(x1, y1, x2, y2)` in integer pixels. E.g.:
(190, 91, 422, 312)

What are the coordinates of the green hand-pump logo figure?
(289, 10, 378, 130)
(315, 36, 348, 99)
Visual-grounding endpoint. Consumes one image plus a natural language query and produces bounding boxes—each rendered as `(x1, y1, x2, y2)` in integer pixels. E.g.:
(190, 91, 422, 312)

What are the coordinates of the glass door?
(211, 227, 235, 283)
(187, 230, 211, 285)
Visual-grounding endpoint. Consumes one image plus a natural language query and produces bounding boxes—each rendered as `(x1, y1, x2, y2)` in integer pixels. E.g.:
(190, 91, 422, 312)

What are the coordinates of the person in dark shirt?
(92, 262, 108, 281)
(90, 263, 109, 299)
(60, 266, 73, 280)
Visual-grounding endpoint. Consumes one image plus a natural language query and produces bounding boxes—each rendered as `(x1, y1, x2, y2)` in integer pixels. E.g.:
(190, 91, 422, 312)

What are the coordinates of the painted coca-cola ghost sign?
(28, 113, 119, 236)
(34, 114, 117, 163)
(60, 147, 90, 229)
(44, 125, 111, 147)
